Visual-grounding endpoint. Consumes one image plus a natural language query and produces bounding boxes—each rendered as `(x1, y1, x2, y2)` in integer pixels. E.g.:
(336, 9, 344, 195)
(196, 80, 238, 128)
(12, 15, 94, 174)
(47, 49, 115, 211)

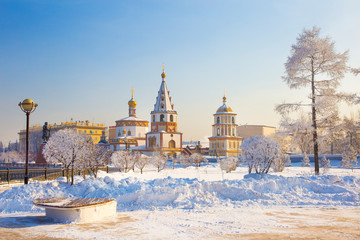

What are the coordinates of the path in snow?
(0, 207, 359, 240)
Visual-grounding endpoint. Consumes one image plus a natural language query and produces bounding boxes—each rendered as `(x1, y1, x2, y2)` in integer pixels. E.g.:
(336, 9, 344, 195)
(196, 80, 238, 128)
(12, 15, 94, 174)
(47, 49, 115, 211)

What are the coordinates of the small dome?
(161, 65, 166, 79)
(128, 98, 137, 107)
(216, 104, 233, 113)
(215, 94, 233, 113)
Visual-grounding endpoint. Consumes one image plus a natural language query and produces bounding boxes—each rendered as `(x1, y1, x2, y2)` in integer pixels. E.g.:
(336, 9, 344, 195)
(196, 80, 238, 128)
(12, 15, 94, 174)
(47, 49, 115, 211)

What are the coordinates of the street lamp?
(19, 99, 38, 184)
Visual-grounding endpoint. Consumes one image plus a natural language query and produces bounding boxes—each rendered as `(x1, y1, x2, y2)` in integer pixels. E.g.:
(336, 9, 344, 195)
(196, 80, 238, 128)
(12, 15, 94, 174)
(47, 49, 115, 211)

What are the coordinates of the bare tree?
(276, 26, 359, 175)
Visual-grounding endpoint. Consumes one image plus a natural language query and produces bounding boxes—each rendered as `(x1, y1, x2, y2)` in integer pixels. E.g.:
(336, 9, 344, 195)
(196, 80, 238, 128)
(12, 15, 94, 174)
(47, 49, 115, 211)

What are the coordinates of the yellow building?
(208, 95, 242, 157)
(18, 120, 106, 154)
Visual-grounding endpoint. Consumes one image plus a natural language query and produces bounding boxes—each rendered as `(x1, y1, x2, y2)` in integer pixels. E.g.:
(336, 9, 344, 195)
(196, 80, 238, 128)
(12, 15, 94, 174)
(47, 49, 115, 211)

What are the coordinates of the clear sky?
(1, 0, 359, 145)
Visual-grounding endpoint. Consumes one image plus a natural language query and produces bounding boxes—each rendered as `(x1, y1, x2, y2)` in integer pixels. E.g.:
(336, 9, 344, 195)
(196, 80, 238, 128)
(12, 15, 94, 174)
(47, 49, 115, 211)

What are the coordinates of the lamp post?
(19, 99, 38, 184)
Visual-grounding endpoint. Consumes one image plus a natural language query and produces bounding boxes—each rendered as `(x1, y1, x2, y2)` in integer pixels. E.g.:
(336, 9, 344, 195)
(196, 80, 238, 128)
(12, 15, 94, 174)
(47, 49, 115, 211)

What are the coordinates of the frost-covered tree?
(241, 136, 282, 174)
(43, 129, 91, 185)
(135, 154, 150, 174)
(320, 155, 331, 174)
(279, 114, 314, 154)
(301, 154, 311, 167)
(190, 153, 207, 167)
(219, 157, 239, 173)
(271, 155, 291, 172)
(177, 153, 191, 168)
(276, 26, 359, 175)
(111, 150, 136, 173)
(152, 151, 168, 172)
(0, 151, 24, 163)
(86, 144, 112, 178)
(0, 141, 3, 153)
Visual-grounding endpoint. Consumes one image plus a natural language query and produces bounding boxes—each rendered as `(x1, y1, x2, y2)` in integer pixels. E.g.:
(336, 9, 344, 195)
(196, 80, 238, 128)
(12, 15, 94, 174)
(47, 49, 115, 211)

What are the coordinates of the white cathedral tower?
(145, 66, 183, 158)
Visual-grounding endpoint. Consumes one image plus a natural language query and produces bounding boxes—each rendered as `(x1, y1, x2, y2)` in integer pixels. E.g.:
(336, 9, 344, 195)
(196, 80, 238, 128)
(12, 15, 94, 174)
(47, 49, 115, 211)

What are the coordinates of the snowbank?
(1, 169, 359, 214)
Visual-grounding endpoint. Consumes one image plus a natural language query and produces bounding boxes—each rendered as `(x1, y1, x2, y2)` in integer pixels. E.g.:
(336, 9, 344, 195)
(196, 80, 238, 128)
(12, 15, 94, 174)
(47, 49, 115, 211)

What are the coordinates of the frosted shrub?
(320, 156, 331, 174)
(241, 136, 282, 174)
(271, 155, 290, 172)
(301, 154, 311, 167)
(219, 157, 239, 173)
(178, 154, 191, 168)
(341, 147, 358, 171)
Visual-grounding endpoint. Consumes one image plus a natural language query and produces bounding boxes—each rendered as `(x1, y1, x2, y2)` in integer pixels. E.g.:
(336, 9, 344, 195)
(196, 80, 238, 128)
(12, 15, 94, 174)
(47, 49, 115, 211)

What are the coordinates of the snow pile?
(1, 172, 359, 214)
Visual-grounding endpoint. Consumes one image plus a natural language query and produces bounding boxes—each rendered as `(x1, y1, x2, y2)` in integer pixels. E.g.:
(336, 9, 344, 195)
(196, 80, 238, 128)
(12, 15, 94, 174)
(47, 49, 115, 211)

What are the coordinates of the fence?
(0, 168, 64, 183)
(0, 166, 123, 184)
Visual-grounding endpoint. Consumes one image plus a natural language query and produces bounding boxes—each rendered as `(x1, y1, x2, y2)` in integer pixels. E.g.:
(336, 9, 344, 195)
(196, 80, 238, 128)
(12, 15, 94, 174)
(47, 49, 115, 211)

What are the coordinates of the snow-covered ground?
(0, 162, 359, 239)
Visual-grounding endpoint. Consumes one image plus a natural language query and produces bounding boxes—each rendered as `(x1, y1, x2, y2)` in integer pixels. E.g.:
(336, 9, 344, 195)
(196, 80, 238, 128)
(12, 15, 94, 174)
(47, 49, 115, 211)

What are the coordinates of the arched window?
(128, 130, 131, 136)
(232, 117, 235, 124)
(217, 117, 220, 124)
(169, 140, 175, 148)
(152, 115, 155, 122)
(161, 103, 164, 109)
(217, 128, 220, 136)
(170, 115, 173, 122)
(160, 114, 164, 122)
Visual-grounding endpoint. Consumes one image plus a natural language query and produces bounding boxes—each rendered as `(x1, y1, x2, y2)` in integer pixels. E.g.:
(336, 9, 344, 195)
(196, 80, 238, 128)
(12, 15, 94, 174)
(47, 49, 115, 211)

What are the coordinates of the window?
(217, 128, 220, 136)
(170, 115, 173, 122)
(169, 140, 175, 148)
(128, 130, 131, 136)
(152, 115, 155, 122)
(149, 137, 156, 148)
(160, 114, 164, 122)
(232, 117, 235, 124)
(161, 103, 164, 109)
(217, 117, 220, 124)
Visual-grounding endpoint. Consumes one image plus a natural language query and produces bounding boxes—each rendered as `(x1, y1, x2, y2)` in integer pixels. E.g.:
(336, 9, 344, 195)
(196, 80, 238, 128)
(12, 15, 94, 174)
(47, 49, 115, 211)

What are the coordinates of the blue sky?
(1, 0, 359, 144)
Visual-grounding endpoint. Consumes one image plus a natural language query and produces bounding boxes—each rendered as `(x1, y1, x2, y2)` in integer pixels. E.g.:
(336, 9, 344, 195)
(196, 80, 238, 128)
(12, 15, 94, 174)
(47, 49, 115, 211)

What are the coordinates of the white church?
(110, 66, 183, 158)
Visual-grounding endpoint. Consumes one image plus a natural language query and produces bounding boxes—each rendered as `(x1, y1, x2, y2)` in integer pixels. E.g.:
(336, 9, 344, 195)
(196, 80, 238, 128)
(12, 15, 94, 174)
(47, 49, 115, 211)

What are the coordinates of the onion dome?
(161, 65, 166, 79)
(216, 95, 233, 113)
(128, 89, 137, 107)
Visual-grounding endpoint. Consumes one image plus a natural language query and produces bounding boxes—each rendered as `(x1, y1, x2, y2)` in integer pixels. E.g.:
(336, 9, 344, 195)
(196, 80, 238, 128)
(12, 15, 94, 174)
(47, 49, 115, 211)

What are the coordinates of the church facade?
(208, 95, 242, 157)
(109, 90, 149, 151)
(143, 67, 183, 158)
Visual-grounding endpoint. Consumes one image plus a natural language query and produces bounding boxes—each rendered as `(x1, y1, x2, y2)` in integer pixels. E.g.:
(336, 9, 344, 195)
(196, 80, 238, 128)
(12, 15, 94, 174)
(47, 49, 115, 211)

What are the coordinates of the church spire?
(152, 66, 176, 113)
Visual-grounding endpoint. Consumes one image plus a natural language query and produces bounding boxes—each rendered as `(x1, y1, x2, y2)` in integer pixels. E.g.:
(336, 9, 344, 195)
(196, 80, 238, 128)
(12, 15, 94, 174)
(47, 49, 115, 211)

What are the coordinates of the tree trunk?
(71, 162, 74, 185)
(311, 59, 320, 175)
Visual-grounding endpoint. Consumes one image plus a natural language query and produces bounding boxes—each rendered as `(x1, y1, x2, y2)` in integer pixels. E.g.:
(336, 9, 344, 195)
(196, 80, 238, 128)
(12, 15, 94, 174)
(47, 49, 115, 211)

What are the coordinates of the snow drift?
(1, 172, 359, 214)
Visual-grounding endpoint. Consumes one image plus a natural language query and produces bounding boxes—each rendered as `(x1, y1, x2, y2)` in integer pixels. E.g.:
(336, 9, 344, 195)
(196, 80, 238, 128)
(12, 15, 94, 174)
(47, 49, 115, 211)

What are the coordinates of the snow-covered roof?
(116, 116, 148, 122)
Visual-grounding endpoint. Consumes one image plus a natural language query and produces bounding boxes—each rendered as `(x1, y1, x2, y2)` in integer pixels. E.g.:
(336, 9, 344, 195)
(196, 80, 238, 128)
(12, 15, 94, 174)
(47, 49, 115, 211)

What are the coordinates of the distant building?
(109, 90, 149, 151)
(208, 95, 242, 157)
(237, 125, 276, 140)
(18, 120, 106, 154)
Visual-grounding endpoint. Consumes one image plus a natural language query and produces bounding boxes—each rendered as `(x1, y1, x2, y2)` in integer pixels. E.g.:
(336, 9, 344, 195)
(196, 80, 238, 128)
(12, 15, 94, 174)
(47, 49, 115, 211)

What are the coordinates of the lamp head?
(19, 99, 38, 113)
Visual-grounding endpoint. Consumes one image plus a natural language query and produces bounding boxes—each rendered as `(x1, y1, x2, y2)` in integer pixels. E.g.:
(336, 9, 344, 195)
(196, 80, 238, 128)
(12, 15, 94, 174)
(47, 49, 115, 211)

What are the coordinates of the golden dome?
(216, 104, 233, 113)
(128, 88, 137, 107)
(161, 65, 166, 79)
(128, 99, 137, 107)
